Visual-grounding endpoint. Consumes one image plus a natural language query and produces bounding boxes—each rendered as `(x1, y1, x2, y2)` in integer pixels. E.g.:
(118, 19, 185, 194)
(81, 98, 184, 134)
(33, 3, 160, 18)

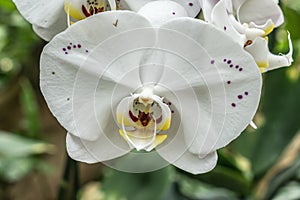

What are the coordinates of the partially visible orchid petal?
(237, 0, 284, 27)
(250, 121, 257, 129)
(120, 0, 152, 11)
(13, 0, 67, 41)
(211, 0, 245, 45)
(266, 33, 294, 72)
(199, 0, 219, 23)
(245, 33, 293, 72)
(123, 0, 200, 17)
(66, 132, 131, 163)
(171, 0, 201, 17)
(138, 1, 188, 27)
(244, 37, 269, 70)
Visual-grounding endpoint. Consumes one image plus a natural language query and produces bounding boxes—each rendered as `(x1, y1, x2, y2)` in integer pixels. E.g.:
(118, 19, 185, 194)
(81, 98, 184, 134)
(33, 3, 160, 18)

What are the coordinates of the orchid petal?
(157, 18, 262, 156)
(138, 1, 188, 27)
(199, 0, 219, 23)
(108, 0, 117, 10)
(244, 37, 269, 70)
(40, 11, 155, 141)
(237, 0, 284, 27)
(156, 108, 218, 174)
(250, 121, 257, 129)
(13, 0, 67, 41)
(171, 0, 201, 17)
(265, 33, 293, 72)
(245, 33, 293, 72)
(66, 132, 130, 163)
(211, 0, 245, 45)
(248, 19, 275, 36)
(122, 0, 152, 12)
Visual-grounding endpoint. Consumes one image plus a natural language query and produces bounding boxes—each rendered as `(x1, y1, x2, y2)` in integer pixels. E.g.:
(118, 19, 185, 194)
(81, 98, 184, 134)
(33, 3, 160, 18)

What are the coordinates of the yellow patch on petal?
(119, 129, 167, 151)
(145, 134, 168, 151)
(257, 61, 269, 73)
(64, 2, 85, 20)
(116, 112, 134, 127)
(263, 22, 275, 36)
(158, 117, 171, 131)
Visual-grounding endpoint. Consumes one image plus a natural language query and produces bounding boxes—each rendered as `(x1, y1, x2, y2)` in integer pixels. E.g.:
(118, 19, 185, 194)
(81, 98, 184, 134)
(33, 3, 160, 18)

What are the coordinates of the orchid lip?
(116, 89, 172, 151)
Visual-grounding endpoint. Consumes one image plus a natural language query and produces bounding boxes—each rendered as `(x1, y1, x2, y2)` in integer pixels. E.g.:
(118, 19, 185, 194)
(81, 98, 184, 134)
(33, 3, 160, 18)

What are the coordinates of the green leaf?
(101, 167, 173, 200)
(273, 182, 300, 200)
(20, 78, 41, 138)
(177, 173, 239, 200)
(0, 131, 54, 157)
(283, 6, 300, 40)
(0, 157, 34, 182)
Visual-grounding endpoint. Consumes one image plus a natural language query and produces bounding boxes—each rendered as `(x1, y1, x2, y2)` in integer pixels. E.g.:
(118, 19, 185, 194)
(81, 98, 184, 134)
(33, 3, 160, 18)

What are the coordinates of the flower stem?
(57, 155, 79, 200)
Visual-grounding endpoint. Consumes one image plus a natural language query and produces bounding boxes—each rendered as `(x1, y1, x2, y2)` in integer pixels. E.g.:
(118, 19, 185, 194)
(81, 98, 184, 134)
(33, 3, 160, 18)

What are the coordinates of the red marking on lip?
(129, 110, 138, 122)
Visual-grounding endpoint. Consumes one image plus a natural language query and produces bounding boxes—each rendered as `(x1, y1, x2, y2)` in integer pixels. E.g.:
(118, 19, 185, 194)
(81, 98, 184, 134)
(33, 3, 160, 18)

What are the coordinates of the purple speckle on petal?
(171, 110, 175, 114)
(211, 60, 215, 64)
(65, 52, 68, 55)
(77, 44, 82, 48)
(227, 81, 231, 84)
(224, 26, 227, 31)
(85, 49, 89, 53)
(235, 65, 239, 69)
(172, 12, 175, 15)
(238, 95, 243, 99)
(67, 46, 71, 50)
(227, 60, 231, 64)
(245, 91, 249, 96)
(231, 103, 236, 107)
(62, 48, 66, 51)
(73, 45, 77, 48)
(188, 2, 193, 6)
(239, 68, 243, 71)
(223, 59, 227, 62)
(229, 64, 233, 68)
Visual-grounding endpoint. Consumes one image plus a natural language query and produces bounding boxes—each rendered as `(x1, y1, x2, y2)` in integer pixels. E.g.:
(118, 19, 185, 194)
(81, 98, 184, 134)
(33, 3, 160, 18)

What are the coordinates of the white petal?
(237, 0, 284, 27)
(156, 111, 217, 174)
(244, 37, 269, 69)
(122, 0, 152, 11)
(40, 11, 155, 141)
(138, 1, 188, 27)
(211, 0, 245, 45)
(171, 0, 201, 17)
(250, 121, 257, 129)
(265, 33, 293, 72)
(13, 0, 67, 41)
(157, 18, 262, 156)
(66, 132, 130, 163)
(108, 0, 117, 10)
(200, 0, 219, 23)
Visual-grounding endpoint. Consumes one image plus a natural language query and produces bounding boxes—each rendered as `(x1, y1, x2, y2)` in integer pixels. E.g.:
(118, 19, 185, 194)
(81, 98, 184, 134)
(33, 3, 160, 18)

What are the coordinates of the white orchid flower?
(12, 0, 116, 41)
(201, 0, 284, 27)
(40, 10, 262, 174)
(200, 0, 293, 73)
